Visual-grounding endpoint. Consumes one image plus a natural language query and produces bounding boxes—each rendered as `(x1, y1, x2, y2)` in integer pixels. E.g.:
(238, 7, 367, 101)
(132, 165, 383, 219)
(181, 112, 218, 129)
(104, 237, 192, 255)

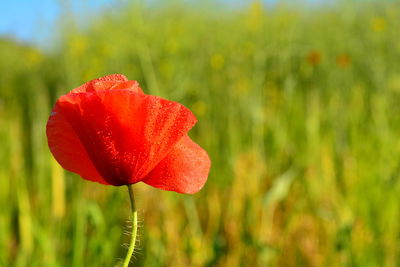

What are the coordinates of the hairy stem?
(123, 184, 137, 267)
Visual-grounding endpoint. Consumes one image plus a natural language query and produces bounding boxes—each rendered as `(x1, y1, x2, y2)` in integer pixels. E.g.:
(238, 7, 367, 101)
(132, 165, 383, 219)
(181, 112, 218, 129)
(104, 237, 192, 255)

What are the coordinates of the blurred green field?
(1, 1, 400, 266)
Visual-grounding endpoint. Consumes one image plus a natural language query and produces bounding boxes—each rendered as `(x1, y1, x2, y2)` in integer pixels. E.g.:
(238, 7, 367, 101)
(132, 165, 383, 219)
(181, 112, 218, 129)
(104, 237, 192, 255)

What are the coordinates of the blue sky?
(0, 0, 115, 44)
(0, 0, 327, 45)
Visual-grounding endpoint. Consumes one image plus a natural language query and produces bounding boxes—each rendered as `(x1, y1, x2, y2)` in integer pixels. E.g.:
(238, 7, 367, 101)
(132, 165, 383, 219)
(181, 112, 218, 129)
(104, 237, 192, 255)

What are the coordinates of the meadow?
(0, 1, 399, 266)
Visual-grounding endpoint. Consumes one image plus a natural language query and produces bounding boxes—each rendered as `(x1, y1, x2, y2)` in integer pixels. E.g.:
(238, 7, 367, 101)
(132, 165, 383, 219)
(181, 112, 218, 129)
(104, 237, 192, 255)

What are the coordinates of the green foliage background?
(1, 1, 399, 266)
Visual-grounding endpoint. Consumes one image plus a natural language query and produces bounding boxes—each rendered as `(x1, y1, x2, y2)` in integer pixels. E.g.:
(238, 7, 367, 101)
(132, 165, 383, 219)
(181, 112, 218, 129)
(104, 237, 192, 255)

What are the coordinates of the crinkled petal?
(143, 135, 210, 194)
(46, 105, 109, 185)
(52, 89, 197, 186)
(71, 74, 143, 94)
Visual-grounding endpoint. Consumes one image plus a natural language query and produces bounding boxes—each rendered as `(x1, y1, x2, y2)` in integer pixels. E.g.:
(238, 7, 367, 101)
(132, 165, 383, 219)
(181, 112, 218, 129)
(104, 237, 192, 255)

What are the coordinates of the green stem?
(123, 184, 137, 267)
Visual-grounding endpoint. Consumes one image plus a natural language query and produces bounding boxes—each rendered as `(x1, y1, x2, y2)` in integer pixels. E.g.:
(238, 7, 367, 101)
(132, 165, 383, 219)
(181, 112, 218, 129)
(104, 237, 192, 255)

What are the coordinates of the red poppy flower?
(306, 50, 322, 66)
(46, 74, 210, 194)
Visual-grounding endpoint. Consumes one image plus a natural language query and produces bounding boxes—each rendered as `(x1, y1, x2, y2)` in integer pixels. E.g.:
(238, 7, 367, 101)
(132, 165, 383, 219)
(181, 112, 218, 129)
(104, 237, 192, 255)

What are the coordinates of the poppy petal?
(53, 90, 197, 185)
(46, 105, 109, 185)
(71, 74, 143, 94)
(143, 135, 210, 194)
(109, 80, 143, 93)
